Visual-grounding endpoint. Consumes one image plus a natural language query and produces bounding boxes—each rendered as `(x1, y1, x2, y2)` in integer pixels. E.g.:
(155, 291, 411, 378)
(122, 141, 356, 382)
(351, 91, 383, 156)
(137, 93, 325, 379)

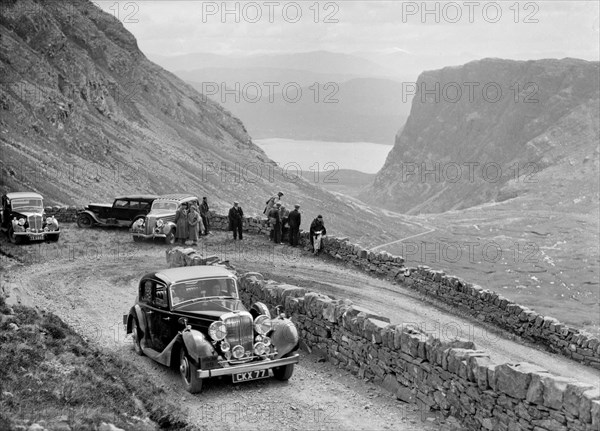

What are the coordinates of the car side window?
(139, 201, 150, 210)
(114, 200, 129, 208)
(140, 280, 153, 303)
(129, 201, 140, 210)
(153, 283, 168, 308)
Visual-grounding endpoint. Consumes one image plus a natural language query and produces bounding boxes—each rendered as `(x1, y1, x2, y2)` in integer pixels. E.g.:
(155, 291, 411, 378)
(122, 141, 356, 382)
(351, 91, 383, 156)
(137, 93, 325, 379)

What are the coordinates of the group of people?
(225, 191, 328, 254)
(175, 197, 211, 245)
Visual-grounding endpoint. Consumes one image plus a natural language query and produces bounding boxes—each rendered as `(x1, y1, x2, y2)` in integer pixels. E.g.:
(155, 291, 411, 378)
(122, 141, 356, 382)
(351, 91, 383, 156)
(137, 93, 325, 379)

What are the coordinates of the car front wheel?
(131, 318, 144, 356)
(77, 213, 94, 228)
(273, 363, 295, 381)
(8, 227, 23, 245)
(180, 349, 203, 394)
(165, 230, 176, 245)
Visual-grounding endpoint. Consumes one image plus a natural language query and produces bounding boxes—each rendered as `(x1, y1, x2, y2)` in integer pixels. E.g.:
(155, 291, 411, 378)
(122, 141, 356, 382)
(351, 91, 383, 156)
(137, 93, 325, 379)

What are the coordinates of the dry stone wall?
(162, 247, 600, 431)
(48, 206, 600, 367)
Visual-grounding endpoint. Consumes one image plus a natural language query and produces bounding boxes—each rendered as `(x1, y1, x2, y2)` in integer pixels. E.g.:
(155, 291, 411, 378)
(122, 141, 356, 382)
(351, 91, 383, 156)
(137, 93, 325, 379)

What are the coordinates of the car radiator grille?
(28, 214, 42, 232)
(223, 313, 254, 352)
(145, 216, 156, 233)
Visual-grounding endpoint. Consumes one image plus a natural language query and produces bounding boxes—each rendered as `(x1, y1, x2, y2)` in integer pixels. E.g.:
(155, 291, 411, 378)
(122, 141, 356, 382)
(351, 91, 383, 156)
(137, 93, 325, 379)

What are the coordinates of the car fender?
(162, 221, 176, 235)
(270, 318, 299, 358)
(182, 329, 216, 364)
(78, 209, 102, 224)
(250, 302, 271, 319)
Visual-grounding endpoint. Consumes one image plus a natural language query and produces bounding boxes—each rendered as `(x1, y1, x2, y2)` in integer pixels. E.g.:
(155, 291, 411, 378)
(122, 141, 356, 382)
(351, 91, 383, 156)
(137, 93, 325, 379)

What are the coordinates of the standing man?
(228, 201, 244, 240)
(309, 215, 327, 255)
(288, 204, 301, 246)
(174, 203, 189, 244)
(264, 191, 284, 215)
(200, 197, 210, 235)
(279, 205, 290, 243)
(268, 202, 282, 243)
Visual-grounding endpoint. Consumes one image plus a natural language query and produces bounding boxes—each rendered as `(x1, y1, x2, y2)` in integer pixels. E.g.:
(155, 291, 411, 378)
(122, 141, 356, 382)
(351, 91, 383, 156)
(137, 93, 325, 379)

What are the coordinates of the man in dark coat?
(200, 197, 210, 235)
(309, 215, 327, 254)
(268, 202, 281, 243)
(174, 203, 189, 244)
(288, 204, 301, 246)
(228, 201, 244, 240)
(280, 205, 290, 242)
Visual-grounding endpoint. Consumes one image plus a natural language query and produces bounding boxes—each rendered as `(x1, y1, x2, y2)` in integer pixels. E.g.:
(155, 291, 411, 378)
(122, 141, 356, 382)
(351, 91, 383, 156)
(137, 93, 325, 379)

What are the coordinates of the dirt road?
(1, 225, 445, 431)
(2, 225, 598, 431)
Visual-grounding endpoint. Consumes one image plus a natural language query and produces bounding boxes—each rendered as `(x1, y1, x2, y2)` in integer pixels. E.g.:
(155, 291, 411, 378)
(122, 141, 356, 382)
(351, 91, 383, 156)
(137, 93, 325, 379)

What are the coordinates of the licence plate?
(232, 369, 269, 383)
(30, 234, 44, 241)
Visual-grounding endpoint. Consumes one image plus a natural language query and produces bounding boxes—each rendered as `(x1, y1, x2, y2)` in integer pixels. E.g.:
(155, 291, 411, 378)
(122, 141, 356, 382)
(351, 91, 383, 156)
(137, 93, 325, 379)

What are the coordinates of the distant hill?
(361, 58, 600, 213)
(188, 77, 410, 143)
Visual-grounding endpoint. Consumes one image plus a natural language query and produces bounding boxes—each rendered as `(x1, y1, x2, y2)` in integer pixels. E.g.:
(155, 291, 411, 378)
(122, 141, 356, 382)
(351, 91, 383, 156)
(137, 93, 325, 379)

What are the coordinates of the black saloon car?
(124, 266, 300, 393)
(77, 195, 157, 228)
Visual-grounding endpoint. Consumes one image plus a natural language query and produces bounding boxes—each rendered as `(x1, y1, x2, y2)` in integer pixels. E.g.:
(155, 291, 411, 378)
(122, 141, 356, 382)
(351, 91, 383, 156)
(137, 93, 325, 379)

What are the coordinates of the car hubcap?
(180, 356, 189, 382)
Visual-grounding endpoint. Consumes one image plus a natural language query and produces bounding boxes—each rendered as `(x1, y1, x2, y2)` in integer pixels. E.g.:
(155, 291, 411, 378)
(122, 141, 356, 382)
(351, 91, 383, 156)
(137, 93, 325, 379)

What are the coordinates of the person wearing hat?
(288, 204, 301, 246)
(263, 191, 284, 215)
(280, 204, 290, 243)
(187, 202, 203, 246)
(309, 214, 327, 255)
(268, 202, 282, 243)
(200, 197, 210, 235)
(228, 201, 244, 240)
(174, 202, 189, 244)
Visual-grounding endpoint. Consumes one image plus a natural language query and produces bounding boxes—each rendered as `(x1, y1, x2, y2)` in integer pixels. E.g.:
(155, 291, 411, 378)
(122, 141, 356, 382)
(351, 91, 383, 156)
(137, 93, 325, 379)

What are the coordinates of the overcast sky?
(97, 0, 599, 63)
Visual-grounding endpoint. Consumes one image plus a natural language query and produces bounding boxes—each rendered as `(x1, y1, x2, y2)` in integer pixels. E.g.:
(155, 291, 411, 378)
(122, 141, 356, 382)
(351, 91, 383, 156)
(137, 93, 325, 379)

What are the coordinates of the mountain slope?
(0, 0, 407, 243)
(361, 58, 600, 214)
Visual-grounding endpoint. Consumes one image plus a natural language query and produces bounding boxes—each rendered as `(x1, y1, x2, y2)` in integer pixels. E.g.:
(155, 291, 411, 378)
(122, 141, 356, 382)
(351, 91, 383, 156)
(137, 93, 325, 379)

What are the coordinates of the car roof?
(152, 266, 235, 284)
(155, 194, 198, 202)
(114, 195, 158, 201)
(6, 192, 43, 200)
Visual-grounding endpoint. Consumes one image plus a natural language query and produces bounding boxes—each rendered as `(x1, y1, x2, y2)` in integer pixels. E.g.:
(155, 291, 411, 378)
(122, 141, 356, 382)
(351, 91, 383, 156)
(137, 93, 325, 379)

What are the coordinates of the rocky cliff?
(0, 0, 399, 242)
(361, 58, 600, 214)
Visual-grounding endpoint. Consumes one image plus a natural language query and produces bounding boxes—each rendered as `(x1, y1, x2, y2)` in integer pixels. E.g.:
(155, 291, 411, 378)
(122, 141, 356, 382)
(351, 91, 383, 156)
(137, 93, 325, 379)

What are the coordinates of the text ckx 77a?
(0, 192, 60, 244)
(123, 266, 300, 393)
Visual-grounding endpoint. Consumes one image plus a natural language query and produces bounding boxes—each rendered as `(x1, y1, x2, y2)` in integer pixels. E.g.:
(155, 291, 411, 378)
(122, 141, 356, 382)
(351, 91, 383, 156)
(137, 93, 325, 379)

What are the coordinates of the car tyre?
(131, 318, 144, 356)
(130, 216, 144, 228)
(165, 231, 176, 245)
(77, 213, 94, 228)
(8, 227, 23, 245)
(133, 236, 142, 242)
(180, 349, 203, 394)
(273, 362, 294, 381)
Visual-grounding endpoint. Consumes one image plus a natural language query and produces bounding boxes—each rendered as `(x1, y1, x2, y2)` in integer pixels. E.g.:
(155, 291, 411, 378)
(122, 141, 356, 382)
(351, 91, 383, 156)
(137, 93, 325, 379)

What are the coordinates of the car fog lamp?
(18, 218, 25, 226)
(220, 341, 230, 352)
(156, 219, 164, 228)
(253, 342, 267, 356)
(262, 336, 271, 346)
(232, 345, 245, 359)
(208, 321, 227, 341)
(254, 315, 272, 335)
(44, 227, 49, 232)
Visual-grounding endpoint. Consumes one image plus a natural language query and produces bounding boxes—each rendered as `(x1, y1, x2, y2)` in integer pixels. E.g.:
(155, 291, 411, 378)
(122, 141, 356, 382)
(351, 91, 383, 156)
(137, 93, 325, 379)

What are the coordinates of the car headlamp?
(232, 345, 245, 359)
(18, 218, 25, 226)
(208, 321, 227, 341)
(156, 219, 164, 228)
(262, 336, 271, 347)
(253, 342, 268, 356)
(220, 341, 230, 352)
(254, 315, 272, 335)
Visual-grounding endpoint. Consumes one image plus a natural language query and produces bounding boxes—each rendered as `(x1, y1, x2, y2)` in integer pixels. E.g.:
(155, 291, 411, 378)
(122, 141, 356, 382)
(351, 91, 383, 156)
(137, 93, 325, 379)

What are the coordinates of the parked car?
(123, 266, 300, 393)
(130, 194, 199, 244)
(77, 195, 157, 229)
(0, 192, 60, 244)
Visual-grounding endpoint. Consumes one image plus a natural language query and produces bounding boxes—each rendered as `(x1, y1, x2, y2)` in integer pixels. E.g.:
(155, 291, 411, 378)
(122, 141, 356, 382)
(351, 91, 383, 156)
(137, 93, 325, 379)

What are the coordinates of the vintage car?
(130, 194, 199, 244)
(77, 195, 157, 229)
(0, 192, 60, 244)
(123, 266, 299, 393)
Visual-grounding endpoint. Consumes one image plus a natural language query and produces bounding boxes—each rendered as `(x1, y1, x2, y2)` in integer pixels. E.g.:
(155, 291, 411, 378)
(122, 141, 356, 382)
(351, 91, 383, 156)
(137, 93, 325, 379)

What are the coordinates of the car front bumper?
(198, 354, 300, 379)
(14, 230, 59, 239)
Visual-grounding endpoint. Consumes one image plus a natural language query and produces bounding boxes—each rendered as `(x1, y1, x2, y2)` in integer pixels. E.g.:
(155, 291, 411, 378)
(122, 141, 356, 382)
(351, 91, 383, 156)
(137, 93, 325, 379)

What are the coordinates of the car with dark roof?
(124, 266, 299, 393)
(130, 194, 199, 244)
(0, 192, 60, 244)
(77, 195, 157, 229)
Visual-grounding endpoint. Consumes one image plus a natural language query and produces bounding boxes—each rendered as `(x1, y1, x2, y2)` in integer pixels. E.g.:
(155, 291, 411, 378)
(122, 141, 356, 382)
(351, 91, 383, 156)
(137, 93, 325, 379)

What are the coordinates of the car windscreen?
(11, 198, 43, 211)
(171, 278, 238, 307)
(151, 201, 178, 211)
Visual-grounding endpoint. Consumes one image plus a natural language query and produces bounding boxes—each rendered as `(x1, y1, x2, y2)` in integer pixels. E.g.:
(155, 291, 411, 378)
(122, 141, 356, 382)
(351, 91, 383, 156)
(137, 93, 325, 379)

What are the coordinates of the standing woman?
(187, 203, 203, 246)
(174, 203, 189, 244)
